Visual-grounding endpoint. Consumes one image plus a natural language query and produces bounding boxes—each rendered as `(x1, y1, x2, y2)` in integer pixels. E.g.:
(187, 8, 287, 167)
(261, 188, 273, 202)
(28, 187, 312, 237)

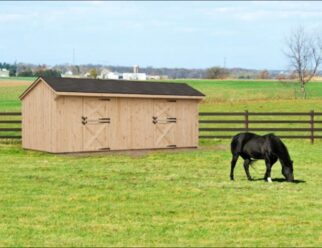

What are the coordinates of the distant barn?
(19, 77, 205, 153)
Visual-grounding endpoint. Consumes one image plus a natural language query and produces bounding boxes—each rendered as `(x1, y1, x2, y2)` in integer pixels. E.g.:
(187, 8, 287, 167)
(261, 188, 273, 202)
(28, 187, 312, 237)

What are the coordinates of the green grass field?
(0, 78, 322, 246)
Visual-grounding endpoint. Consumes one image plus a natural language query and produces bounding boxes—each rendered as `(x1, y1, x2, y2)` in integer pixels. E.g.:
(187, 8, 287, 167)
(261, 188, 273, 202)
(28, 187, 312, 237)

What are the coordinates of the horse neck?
(275, 140, 291, 166)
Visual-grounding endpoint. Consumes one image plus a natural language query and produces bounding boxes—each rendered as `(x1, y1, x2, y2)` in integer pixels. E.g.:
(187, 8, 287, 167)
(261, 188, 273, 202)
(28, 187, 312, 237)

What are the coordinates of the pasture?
(0, 77, 322, 246)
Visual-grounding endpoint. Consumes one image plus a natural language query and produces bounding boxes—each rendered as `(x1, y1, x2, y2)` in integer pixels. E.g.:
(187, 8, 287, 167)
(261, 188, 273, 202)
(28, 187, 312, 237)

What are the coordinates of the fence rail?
(0, 112, 22, 139)
(199, 110, 321, 143)
(1, 111, 322, 143)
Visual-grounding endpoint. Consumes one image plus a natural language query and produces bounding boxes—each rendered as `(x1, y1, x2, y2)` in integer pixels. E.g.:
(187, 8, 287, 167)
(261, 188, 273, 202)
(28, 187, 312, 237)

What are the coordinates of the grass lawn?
(0, 141, 321, 246)
(0, 79, 322, 246)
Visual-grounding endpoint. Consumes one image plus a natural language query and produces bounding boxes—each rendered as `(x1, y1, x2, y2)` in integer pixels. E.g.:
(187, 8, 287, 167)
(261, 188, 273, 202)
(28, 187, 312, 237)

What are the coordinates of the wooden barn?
(19, 77, 205, 153)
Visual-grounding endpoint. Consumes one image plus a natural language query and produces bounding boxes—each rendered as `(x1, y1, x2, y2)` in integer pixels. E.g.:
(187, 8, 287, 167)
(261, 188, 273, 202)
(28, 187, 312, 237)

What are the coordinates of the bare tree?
(284, 26, 322, 98)
(206, 66, 229, 79)
(257, 69, 269, 79)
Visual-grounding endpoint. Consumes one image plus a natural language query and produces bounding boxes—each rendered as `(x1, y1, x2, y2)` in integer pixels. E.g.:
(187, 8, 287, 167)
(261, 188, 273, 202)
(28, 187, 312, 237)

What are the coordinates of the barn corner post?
(310, 110, 314, 144)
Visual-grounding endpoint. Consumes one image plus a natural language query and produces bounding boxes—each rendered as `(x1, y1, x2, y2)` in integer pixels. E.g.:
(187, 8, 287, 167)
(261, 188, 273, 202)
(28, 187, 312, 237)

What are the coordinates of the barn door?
(153, 100, 177, 148)
(82, 98, 110, 151)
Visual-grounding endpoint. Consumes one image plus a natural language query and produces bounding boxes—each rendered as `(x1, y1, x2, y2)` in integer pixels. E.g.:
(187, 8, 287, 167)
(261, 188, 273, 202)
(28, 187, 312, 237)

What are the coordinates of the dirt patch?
(0, 80, 32, 87)
(58, 147, 202, 158)
(199, 144, 228, 151)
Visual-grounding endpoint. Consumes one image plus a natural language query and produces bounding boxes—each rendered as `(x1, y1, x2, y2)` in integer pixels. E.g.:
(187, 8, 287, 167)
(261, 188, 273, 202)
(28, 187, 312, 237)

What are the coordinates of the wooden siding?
(22, 87, 200, 153)
(22, 81, 56, 152)
(109, 98, 155, 150)
(175, 100, 199, 147)
(109, 98, 132, 150)
(55, 96, 83, 153)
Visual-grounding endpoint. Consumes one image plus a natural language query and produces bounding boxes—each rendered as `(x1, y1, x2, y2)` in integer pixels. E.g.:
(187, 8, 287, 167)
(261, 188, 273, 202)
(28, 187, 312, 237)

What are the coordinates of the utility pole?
(72, 48, 75, 65)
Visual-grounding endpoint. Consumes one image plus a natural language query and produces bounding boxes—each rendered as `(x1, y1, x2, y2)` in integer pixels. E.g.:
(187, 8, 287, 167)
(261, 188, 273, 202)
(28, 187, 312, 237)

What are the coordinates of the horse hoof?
(267, 177, 272, 183)
(248, 178, 253, 181)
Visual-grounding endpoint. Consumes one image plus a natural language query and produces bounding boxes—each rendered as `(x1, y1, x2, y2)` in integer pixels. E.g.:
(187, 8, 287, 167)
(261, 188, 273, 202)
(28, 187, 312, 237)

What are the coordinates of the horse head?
(282, 160, 294, 182)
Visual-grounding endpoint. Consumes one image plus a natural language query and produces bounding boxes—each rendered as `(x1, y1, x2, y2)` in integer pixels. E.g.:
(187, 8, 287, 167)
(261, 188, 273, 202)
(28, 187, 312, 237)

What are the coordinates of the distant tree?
(18, 69, 34, 77)
(0, 62, 17, 76)
(9, 63, 17, 76)
(89, 69, 98, 79)
(257, 69, 269, 79)
(75, 65, 80, 75)
(34, 69, 61, 78)
(276, 74, 287, 80)
(206, 66, 229, 79)
(284, 26, 322, 98)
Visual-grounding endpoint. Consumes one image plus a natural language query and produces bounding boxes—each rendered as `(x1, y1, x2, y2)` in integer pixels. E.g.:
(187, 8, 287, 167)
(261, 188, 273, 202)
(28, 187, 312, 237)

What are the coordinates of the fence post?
(245, 110, 249, 132)
(310, 110, 314, 144)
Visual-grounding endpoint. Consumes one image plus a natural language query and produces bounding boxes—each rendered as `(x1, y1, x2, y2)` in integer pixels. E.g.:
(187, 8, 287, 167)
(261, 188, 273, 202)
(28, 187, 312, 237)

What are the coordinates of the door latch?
(81, 116, 88, 125)
(152, 116, 176, 124)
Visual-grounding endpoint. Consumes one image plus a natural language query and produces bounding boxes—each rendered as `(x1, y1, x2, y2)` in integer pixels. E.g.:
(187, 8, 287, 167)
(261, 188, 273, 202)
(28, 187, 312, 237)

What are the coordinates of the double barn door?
(79, 98, 179, 151)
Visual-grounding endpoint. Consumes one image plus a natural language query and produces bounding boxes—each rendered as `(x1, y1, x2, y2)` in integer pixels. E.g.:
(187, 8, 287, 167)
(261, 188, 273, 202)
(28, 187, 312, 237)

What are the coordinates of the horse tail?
(249, 159, 259, 172)
(230, 134, 239, 154)
(230, 133, 243, 154)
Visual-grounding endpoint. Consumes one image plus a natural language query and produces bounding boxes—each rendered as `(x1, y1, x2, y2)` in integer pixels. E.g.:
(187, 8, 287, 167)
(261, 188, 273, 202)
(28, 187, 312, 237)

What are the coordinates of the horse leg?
(243, 159, 253, 181)
(264, 156, 277, 182)
(264, 158, 273, 182)
(230, 154, 239, 181)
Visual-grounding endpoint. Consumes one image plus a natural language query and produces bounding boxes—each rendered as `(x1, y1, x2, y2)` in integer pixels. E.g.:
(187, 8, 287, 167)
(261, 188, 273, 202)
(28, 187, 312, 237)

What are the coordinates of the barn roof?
(19, 77, 205, 100)
(40, 77, 205, 97)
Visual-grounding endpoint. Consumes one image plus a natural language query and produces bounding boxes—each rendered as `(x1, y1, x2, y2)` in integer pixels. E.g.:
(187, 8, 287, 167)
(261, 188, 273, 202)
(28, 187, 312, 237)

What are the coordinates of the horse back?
(231, 132, 259, 154)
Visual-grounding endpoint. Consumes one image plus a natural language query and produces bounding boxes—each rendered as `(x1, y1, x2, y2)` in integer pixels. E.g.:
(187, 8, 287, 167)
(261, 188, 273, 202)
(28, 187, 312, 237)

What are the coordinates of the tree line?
(0, 62, 282, 79)
(0, 62, 61, 77)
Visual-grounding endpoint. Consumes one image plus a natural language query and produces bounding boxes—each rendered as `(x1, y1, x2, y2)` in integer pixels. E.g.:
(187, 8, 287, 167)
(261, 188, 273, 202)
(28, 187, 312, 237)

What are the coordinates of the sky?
(0, 1, 322, 70)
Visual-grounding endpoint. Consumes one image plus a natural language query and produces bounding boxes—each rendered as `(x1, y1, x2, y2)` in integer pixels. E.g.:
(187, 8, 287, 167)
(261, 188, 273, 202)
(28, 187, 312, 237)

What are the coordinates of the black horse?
(230, 132, 294, 182)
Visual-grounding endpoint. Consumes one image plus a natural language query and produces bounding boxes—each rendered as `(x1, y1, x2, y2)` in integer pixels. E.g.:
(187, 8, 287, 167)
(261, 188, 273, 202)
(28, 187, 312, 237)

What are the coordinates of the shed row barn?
(19, 77, 205, 153)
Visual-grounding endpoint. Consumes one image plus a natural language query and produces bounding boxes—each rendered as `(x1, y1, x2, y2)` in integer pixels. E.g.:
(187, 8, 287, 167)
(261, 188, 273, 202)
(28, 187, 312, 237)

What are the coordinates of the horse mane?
(266, 133, 291, 164)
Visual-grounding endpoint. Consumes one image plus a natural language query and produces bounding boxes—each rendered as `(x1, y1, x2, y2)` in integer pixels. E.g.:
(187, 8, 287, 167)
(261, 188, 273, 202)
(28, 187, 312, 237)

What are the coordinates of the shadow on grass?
(253, 178, 306, 184)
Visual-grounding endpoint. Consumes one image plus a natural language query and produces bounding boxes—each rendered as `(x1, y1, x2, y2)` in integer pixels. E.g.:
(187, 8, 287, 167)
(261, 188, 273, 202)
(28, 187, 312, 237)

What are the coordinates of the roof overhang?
(54, 91, 205, 100)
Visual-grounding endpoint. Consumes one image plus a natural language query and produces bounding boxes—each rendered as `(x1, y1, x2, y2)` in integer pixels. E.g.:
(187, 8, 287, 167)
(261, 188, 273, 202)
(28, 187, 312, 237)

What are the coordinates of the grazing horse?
(230, 132, 294, 182)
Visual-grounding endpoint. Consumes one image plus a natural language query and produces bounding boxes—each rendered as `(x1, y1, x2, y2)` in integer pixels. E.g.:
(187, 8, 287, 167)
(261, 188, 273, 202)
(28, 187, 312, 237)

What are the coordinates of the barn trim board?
(54, 92, 204, 100)
(20, 77, 205, 153)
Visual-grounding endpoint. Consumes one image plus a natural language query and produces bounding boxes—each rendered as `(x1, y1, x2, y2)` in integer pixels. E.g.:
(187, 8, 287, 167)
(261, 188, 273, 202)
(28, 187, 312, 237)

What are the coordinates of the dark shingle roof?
(41, 77, 205, 97)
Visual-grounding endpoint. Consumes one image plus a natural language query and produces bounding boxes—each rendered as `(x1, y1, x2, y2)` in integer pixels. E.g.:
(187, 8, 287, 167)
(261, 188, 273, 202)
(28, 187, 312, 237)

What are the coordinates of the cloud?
(199, 2, 322, 22)
(0, 13, 25, 23)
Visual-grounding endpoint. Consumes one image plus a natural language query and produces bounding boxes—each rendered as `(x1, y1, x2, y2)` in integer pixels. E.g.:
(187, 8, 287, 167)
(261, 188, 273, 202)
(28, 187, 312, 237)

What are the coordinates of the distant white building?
(108, 72, 123, 80)
(147, 75, 161, 80)
(123, 72, 147, 81)
(61, 70, 73, 78)
(97, 65, 148, 81)
(122, 65, 147, 80)
(99, 67, 148, 80)
(133, 65, 139, 74)
(98, 69, 110, 79)
(98, 69, 123, 80)
(0, 68, 9, 77)
(83, 72, 91, 78)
